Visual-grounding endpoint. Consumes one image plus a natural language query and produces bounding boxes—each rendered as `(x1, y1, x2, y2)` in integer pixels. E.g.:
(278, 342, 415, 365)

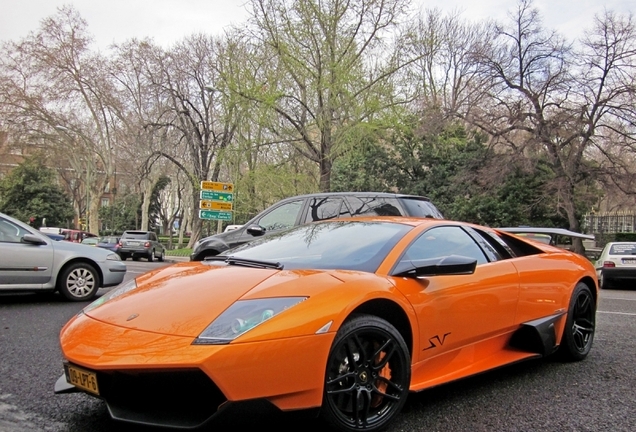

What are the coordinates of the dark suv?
(119, 231, 165, 262)
(190, 192, 443, 261)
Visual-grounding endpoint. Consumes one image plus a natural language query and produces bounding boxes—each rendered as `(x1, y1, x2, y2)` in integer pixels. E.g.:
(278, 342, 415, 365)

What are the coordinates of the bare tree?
(0, 6, 119, 234)
(467, 0, 636, 252)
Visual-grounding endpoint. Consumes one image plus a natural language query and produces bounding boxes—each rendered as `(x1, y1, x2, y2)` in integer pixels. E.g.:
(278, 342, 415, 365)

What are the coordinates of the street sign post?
(199, 200, 233, 211)
(200, 181, 233, 192)
(199, 210, 233, 221)
(199, 181, 235, 229)
(200, 191, 233, 201)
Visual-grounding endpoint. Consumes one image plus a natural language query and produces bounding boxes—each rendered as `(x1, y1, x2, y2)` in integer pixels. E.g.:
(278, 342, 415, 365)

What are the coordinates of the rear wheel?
(158, 249, 165, 262)
(322, 315, 410, 432)
(57, 263, 100, 301)
(558, 283, 596, 361)
(148, 250, 155, 262)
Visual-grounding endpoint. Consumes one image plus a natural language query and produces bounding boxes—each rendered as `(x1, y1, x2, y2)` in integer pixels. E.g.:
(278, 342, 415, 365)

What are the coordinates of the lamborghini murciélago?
(56, 217, 597, 432)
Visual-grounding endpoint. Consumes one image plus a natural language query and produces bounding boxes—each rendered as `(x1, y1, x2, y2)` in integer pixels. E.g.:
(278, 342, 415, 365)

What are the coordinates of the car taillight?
(118, 241, 122, 246)
(603, 261, 616, 268)
(144, 241, 151, 247)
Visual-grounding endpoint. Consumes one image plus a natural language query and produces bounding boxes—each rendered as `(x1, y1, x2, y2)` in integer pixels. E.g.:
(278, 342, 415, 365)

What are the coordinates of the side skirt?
(508, 312, 565, 357)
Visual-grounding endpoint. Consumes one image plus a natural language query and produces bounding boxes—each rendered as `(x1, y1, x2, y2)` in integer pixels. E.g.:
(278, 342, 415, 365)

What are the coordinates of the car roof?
(276, 191, 433, 201)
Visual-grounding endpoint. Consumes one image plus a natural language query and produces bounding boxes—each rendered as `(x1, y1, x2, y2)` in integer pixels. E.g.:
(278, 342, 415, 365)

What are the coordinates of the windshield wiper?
(224, 256, 283, 270)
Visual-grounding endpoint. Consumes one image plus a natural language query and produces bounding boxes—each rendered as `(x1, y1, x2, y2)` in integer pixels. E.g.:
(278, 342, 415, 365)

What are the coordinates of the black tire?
(598, 271, 611, 289)
(148, 250, 155, 262)
(57, 262, 100, 302)
(157, 249, 165, 262)
(322, 314, 410, 432)
(132, 256, 140, 261)
(558, 283, 596, 361)
(119, 253, 129, 261)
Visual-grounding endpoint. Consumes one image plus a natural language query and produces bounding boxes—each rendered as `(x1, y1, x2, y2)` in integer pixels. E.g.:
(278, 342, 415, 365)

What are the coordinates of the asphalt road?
(1, 261, 635, 432)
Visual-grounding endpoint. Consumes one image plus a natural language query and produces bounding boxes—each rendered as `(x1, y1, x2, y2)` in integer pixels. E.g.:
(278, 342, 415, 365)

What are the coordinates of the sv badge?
(422, 332, 451, 351)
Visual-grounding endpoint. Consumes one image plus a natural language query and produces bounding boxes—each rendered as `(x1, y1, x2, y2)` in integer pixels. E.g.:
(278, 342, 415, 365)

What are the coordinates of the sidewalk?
(167, 255, 190, 263)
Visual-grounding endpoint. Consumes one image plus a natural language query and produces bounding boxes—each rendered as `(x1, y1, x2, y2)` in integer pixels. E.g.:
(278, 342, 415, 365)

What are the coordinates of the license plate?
(623, 258, 636, 264)
(65, 364, 99, 395)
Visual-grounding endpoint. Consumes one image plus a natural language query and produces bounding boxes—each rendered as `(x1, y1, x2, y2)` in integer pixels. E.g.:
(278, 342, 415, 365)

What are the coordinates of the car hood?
(83, 262, 343, 338)
(53, 238, 115, 259)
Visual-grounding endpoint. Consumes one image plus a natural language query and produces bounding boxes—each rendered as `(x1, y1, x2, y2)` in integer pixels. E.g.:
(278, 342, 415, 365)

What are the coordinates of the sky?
(0, 0, 633, 51)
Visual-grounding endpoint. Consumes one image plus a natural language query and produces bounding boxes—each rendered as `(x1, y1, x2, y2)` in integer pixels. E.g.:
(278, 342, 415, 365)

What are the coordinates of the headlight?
(82, 278, 138, 313)
(106, 253, 121, 261)
(193, 297, 307, 345)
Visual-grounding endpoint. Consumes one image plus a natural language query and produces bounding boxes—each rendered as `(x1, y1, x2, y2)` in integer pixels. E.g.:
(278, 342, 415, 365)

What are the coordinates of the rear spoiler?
(498, 227, 594, 240)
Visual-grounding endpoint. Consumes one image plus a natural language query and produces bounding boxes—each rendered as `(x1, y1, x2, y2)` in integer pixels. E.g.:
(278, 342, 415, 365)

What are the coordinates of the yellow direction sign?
(200, 181, 234, 193)
(199, 200, 233, 211)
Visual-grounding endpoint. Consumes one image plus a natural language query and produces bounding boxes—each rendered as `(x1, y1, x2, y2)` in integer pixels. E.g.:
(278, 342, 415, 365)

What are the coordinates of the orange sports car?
(55, 217, 598, 432)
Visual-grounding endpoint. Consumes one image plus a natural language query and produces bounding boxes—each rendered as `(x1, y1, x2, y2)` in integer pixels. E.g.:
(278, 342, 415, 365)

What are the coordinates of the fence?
(583, 212, 636, 234)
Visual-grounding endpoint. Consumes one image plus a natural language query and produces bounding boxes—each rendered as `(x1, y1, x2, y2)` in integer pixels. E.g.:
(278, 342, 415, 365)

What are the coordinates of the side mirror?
(246, 225, 266, 236)
(392, 255, 477, 278)
(22, 233, 47, 245)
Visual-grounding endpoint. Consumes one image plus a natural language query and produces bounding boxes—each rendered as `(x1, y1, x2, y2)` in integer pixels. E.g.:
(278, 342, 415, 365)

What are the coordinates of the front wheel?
(322, 314, 410, 432)
(57, 263, 100, 301)
(558, 282, 596, 361)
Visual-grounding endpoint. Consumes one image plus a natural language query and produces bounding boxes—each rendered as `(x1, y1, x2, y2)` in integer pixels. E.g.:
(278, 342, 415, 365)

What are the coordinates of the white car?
(595, 242, 636, 289)
(0, 212, 127, 301)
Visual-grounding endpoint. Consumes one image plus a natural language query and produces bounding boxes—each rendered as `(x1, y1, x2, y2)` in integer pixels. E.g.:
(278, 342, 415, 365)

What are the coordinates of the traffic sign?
(200, 200, 233, 211)
(200, 181, 233, 192)
(199, 210, 233, 221)
(200, 191, 233, 201)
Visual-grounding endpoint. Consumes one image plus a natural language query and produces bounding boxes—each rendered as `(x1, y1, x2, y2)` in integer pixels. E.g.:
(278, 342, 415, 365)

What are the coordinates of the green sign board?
(200, 191, 233, 201)
(199, 210, 233, 221)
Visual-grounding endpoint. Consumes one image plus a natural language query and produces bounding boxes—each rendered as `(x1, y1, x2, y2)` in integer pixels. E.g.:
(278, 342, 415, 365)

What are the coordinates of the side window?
(346, 196, 402, 217)
(304, 197, 350, 223)
(403, 226, 488, 265)
(258, 200, 304, 232)
(0, 218, 28, 243)
(399, 198, 444, 219)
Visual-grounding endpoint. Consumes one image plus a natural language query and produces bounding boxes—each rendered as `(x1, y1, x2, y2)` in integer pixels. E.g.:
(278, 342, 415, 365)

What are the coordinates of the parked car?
(62, 229, 98, 243)
(190, 192, 444, 261)
(96, 236, 121, 256)
(43, 232, 65, 241)
(595, 241, 636, 289)
(118, 230, 165, 262)
(0, 212, 126, 301)
(56, 217, 597, 430)
(81, 237, 99, 246)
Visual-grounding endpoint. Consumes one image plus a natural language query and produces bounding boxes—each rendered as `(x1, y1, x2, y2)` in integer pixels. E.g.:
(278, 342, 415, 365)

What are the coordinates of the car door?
(0, 216, 54, 288)
(393, 225, 520, 364)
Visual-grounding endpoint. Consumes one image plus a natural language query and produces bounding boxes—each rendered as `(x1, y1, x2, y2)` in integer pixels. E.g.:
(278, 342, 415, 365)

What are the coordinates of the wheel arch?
(55, 258, 103, 290)
(348, 299, 413, 358)
(578, 275, 598, 303)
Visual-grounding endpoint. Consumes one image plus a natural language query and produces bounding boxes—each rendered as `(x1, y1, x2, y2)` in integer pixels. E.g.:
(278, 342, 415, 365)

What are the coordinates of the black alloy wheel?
(558, 282, 596, 361)
(322, 314, 410, 432)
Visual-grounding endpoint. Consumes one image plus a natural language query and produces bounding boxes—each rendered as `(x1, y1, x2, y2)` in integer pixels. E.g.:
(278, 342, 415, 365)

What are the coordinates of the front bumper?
(100, 261, 127, 287)
(57, 312, 333, 428)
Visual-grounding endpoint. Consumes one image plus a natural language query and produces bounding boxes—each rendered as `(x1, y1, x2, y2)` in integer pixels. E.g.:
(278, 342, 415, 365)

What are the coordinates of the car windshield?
(219, 221, 412, 272)
(609, 243, 636, 255)
(100, 237, 119, 244)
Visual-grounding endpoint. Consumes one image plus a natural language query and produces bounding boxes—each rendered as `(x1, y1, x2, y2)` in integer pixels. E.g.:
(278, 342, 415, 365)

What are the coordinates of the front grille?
(97, 368, 226, 428)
